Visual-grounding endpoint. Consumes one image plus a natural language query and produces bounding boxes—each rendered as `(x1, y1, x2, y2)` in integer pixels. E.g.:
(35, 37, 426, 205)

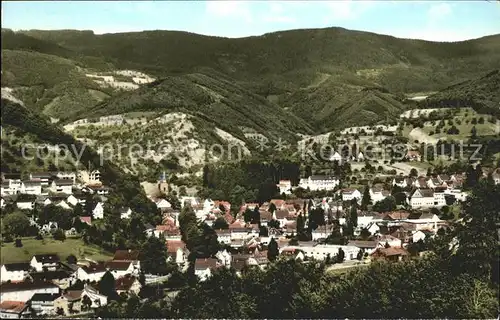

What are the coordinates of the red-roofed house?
(194, 258, 220, 281)
(0, 301, 29, 319)
(115, 276, 142, 295)
(166, 240, 188, 267)
(79, 216, 92, 225)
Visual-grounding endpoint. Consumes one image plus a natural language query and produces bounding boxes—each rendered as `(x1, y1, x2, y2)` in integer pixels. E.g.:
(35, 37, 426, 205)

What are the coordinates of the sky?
(2, 1, 500, 42)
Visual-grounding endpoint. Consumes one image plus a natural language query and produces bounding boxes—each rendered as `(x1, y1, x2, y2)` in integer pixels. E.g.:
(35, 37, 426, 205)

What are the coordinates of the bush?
(14, 238, 23, 247)
(53, 229, 66, 241)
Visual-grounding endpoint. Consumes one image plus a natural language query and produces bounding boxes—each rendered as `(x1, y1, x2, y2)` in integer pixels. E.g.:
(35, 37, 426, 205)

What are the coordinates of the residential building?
(166, 240, 188, 267)
(299, 176, 340, 191)
(0, 301, 29, 319)
(155, 199, 172, 211)
(405, 150, 421, 162)
(194, 258, 220, 281)
(371, 247, 409, 262)
(369, 188, 390, 204)
(75, 263, 107, 282)
(30, 254, 60, 272)
(412, 230, 433, 243)
(20, 180, 42, 195)
(341, 189, 362, 202)
(0, 281, 59, 303)
(281, 244, 360, 261)
(111, 250, 141, 274)
(215, 229, 231, 244)
(81, 285, 107, 308)
(50, 180, 73, 195)
(376, 235, 402, 248)
(0, 263, 31, 283)
(347, 240, 378, 254)
(119, 207, 132, 219)
(115, 276, 142, 295)
(77, 170, 101, 185)
(277, 180, 292, 195)
(92, 202, 104, 219)
(29, 293, 59, 316)
(410, 189, 445, 208)
(55, 172, 76, 184)
(53, 290, 82, 316)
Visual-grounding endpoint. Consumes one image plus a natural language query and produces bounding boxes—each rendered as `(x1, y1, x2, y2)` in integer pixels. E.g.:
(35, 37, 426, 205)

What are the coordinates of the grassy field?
(0, 237, 113, 264)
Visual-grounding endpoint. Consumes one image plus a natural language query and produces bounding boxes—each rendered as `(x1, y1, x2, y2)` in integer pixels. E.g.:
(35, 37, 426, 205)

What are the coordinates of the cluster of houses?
(1, 170, 108, 210)
(147, 193, 449, 282)
(0, 251, 142, 318)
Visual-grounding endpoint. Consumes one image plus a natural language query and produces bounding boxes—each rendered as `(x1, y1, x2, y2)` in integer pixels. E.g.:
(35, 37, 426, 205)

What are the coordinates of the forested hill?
(1, 98, 157, 224)
(420, 69, 500, 117)
(2, 27, 500, 132)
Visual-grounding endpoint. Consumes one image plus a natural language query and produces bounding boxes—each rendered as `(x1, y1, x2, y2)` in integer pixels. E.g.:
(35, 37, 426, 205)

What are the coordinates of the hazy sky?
(2, 1, 500, 41)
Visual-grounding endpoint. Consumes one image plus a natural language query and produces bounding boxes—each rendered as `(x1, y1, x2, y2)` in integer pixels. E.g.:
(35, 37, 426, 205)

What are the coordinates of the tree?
(66, 254, 77, 264)
(426, 168, 433, 177)
(178, 205, 198, 245)
(465, 165, 478, 189)
(213, 217, 229, 230)
(454, 182, 500, 282)
(336, 248, 345, 263)
(409, 168, 418, 177)
(243, 208, 253, 223)
(269, 203, 277, 214)
(2, 212, 30, 237)
(372, 196, 397, 213)
(251, 206, 260, 224)
(140, 236, 169, 275)
(82, 295, 92, 310)
(268, 219, 280, 229)
(296, 213, 305, 234)
(267, 238, 279, 262)
(53, 229, 66, 241)
(361, 185, 371, 210)
(349, 205, 358, 229)
(359, 228, 371, 240)
(14, 238, 23, 247)
(470, 126, 477, 139)
(98, 271, 118, 299)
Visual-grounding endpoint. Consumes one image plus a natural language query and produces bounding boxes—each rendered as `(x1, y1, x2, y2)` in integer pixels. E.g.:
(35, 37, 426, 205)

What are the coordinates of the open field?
(0, 237, 113, 264)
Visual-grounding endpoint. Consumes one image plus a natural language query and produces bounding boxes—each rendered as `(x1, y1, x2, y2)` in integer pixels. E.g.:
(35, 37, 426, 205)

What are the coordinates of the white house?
(29, 293, 59, 316)
(119, 207, 132, 219)
(75, 263, 107, 282)
(55, 172, 76, 184)
(20, 180, 42, 195)
(329, 152, 342, 163)
(370, 188, 390, 204)
(92, 202, 104, 219)
(166, 241, 188, 268)
(30, 254, 60, 272)
(194, 258, 219, 281)
(50, 180, 73, 195)
(0, 263, 30, 283)
(277, 180, 292, 195)
(376, 235, 402, 248)
(341, 189, 362, 202)
(281, 244, 360, 261)
(66, 195, 85, 207)
(215, 229, 231, 244)
(412, 230, 433, 243)
(0, 300, 29, 319)
(16, 201, 34, 210)
(410, 189, 446, 208)
(299, 175, 340, 191)
(81, 285, 107, 308)
(215, 249, 232, 268)
(55, 200, 71, 210)
(155, 199, 171, 211)
(77, 170, 101, 185)
(30, 172, 53, 186)
(0, 281, 59, 303)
